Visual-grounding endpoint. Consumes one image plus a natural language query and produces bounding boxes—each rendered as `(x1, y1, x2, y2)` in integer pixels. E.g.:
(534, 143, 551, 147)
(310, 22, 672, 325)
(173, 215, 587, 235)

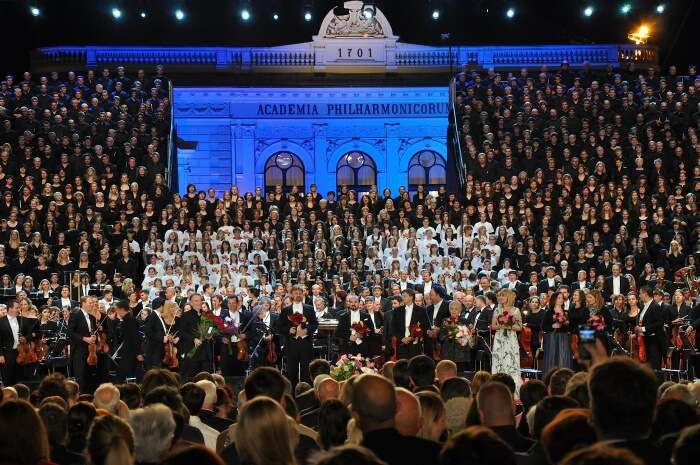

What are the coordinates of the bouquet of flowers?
(552, 309, 569, 329)
(351, 321, 370, 338)
(330, 354, 377, 381)
(409, 323, 423, 345)
(187, 312, 224, 358)
(589, 314, 606, 332)
(675, 266, 700, 296)
(443, 320, 473, 347)
(497, 308, 517, 330)
(288, 312, 308, 328)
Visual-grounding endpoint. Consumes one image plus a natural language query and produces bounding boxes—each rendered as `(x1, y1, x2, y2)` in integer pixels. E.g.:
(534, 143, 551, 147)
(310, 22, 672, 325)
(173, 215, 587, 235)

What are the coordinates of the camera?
(578, 326, 598, 360)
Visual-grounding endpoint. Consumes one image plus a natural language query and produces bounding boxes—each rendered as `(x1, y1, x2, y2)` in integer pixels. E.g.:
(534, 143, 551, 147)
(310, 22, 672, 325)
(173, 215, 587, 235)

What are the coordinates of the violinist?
(0, 300, 29, 386)
(249, 298, 279, 369)
(18, 300, 40, 380)
(112, 300, 142, 382)
(68, 295, 98, 390)
(221, 295, 251, 377)
(522, 295, 545, 356)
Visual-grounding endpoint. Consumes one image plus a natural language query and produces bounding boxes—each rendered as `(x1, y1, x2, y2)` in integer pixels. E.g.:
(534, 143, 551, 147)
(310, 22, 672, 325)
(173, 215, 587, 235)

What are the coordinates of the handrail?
(166, 80, 175, 191)
(448, 77, 466, 188)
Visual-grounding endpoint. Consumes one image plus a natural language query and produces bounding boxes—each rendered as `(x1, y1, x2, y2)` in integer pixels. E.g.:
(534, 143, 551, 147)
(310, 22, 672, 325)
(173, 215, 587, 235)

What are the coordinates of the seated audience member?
(352, 374, 441, 465)
(394, 388, 425, 437)
(516, 380, 547, 438)
(93, 383, 121, 416)
(528, 396, 580, 465)
(218, 367, 319, 464)
(672, 424, 700, 465)
(297, 360, 332, 412)
(38, 402, 84, 465)
(129, 404, 176, 465)
(548, 368, 575, 396)
(86, 415, 135, 465)
(435, 360, 458, 385)
(310, 444, 388, 465)
(318, 399, 352, 450)
(540, 408, 597, 464)
(416, 391, 446, 442)
(117, 384, 142, 410)
(439, 377, 472, 436)
(181, 382, 220, 450)
(301, 377, 340, 429)
(408, 355, 437, 393)
(0, 400, 53, 465)
(67, 402, 98, 455)
(650, 399, 698, 455)
(143, 386, 205, 446)
(476, 381, 534, 452)
(236, 397, 297, 465)
(440, 426, 517, 465)
(196, 380, 233, 432)
(391, 360, 411, 389)
(564, 372, 590, 408)
(588, 358, 666, 465)
(161, 445, 225, 465)
(559, 444, 644, 465)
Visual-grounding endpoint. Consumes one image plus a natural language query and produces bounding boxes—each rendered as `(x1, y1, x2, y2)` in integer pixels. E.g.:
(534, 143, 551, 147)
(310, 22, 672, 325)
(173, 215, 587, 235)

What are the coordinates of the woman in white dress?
(491, 289, 523, 395)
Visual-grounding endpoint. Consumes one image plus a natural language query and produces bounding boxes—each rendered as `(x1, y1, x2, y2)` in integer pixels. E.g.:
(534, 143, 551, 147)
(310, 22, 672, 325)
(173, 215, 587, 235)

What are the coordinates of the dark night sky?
(1, 0, 697, 75)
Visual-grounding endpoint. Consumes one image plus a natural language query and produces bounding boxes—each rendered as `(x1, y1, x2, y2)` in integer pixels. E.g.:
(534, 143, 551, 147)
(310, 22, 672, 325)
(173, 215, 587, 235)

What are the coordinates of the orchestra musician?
(248, 298, 279, 370)
(637, 285, 668, 372)
(425, 285, 450, 358)
(68, 295, 98, 390)
(0, 300, 29, 386)
(364, 296, 384, 358)
(278, 285, 318, 386)
(390, 288, 430, 360)
(221, 295, 252, 377)
(112, 300, 142, 382)
(51, 286, 78, 311)
(179, 294, 213, 381)
(335, 294, 373, 357)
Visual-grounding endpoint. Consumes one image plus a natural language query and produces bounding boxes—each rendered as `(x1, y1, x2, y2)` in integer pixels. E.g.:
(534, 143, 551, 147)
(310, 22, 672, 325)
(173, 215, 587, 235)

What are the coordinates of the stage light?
(362, 3, 376, 20)
(303, 2, 313, 21)
(304, 11, 312, 21)
(620, 3, 632, 14)
(174, 9, 185, 21)
(583, 6, 594, 17)
(506, 8, 515, 19)
(628, 23, 651, 44)
(111, 7, 122, 19)
(656, 4, 665, 13)
(140, 11, 147, 18)
(273, 13, 279, 20)
(432, 9, 440, 20)
(29, 6, 40, 17)
(241, 9, 251, 21)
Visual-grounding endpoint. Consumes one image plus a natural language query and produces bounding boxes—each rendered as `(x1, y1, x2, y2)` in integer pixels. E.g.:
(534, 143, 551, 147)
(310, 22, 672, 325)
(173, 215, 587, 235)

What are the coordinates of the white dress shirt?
(292, 302, 303, 314)
(613, 276, 621, 295)
(350, 310, 361, 325)
(8, 315, 19, 349)
(638, 300, 651, 331)
(81, 309, 92, 332)
(432, 300, 443, 322)
(404, 304, 413, 338)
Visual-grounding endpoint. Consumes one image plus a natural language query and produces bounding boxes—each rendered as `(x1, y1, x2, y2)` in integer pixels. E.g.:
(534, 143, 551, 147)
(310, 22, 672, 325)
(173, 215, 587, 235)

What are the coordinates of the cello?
(265, 333, 278, 364)
(16, 315, 38, 366)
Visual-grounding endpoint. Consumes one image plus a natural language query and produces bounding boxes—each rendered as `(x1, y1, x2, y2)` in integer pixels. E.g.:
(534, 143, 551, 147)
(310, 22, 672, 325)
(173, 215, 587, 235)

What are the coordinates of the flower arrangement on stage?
(330, 354, 377, 381)
(496, 308, 517, 330)
(409, 323, 423, 344)
(351, 321, 370, 338)
(589, 314, 606, 332)
(187, 312, 224, 358)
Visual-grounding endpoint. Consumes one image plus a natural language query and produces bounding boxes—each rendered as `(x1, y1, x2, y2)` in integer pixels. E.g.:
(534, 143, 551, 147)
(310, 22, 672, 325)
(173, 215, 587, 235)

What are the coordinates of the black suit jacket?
(336, 310, 374, 355)
(426, 300, 450, 328)
(116, 312, 141, 358)
(362, 428, 440, 465)
(277, 304, 319, 346)
(638, 301, 667, 350)
(68, 309, 97, 351)
(390, 305, 431, 342)
(0, 315, 30, 354)
(144, 310, 168, 360)
(603, 275, 630, 299)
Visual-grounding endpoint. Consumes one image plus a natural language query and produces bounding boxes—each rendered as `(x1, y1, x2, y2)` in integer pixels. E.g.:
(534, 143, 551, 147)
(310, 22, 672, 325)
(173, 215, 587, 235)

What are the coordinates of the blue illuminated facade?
(173, 87, 449, 195)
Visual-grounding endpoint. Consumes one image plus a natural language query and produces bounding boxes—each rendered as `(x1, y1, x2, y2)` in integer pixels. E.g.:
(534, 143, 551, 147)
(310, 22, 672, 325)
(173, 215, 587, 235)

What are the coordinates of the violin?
(519, 324, 534, 368)
(16, 317, 38, 366)
(87, 333, 98, 366)
(163, 337, 179, 369)
(390, 335, 398, 362)
(265, 333, 278, 364)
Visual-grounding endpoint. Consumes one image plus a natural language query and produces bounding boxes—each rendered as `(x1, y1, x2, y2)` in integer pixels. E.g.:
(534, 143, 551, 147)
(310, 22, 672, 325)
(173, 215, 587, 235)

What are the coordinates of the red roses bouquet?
(552, 309, 569, 329)
(351, 322, 370, 337)
(288, 312, 308, 328)
(589, 314, 606, 332)
(497, 308, 516, 329)
(409, 323, 423, 344)
(187, 312, 224, 358)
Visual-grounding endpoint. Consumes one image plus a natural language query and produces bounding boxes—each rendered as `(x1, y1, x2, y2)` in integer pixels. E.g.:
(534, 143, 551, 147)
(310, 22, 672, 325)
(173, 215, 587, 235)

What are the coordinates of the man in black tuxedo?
(637, 285, 667, 372)
(0, 300, 29, 386)
(390, 289, 430, 360)
(277, 285, 318, 387)
(537, 266, 560, 294)
(143, 297, 170, 369)
(68, 295, 98, 390)
(504, 270, 529, 301)
(50, 286, 78, 310)
(470, 294, 494, 371)
(112, 300, 142, 382)
(335, 294, 374, 357)
(425, 285, 450, 358)
(221, 295, 252, 377)
(179, 294, 213, 381)
(603, 264, 630, 300)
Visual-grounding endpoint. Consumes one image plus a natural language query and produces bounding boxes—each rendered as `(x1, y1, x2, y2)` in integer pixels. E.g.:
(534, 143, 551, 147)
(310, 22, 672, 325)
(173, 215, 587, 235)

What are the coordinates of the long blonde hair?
(236, 397, 297, 465)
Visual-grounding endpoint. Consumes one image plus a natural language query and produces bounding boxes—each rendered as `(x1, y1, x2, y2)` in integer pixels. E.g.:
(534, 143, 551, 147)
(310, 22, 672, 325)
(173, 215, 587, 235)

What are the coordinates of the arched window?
(336, 151, 377, 192)
(264, 151, 305, 192)
(408, 150, 446, 191)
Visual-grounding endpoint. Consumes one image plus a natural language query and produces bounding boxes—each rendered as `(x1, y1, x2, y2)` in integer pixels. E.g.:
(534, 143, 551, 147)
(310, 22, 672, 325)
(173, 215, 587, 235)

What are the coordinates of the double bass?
(16, 316, 38, 366)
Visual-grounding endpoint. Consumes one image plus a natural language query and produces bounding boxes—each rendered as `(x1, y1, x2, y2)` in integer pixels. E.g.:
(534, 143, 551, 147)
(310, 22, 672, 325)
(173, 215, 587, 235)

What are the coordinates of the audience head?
(318, 399, 352, 449)
(236, 396, 297, 465)
(195, 380, 217, 410)
(391, 359, 411, 389)
(129, 403, 176, 464)
(310, 444, 388, 465)
(93, 383, 121, 414)
(316, 378, 340, 403)
(416, 391, 446, 442)
(351, 374, 397, 432)
(440, 426, 516, 465)
(559, 444, 644, 465)
(549, 367, 575, 396)
(440, 377, 471, 401)
(244, 367, 286, 403)
(67, 401, 98, 453)
(435, 360, 458, 384)
(394, 387, 423, 436)
(161, 444, 225, 465)
(532, 395, 580, 440)
(588, 358, 657, 440)
(672, 424, 700, 465)
(476, 381, 515, 427)
(0, 400, 50, 465)
(541, 408, 597, 464)
(87, 414, 135, 465)
(408, 355, 436, 389)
